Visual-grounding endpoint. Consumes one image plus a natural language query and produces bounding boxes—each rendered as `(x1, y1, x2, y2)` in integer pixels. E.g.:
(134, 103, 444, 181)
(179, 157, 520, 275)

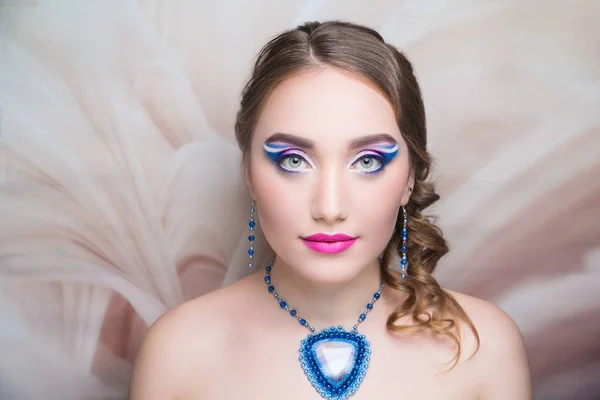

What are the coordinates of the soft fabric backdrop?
(0, 1, 598, 399)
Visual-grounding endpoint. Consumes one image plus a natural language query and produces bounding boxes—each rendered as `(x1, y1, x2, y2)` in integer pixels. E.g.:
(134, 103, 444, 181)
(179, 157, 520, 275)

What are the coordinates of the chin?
(292, 256, 367, 284)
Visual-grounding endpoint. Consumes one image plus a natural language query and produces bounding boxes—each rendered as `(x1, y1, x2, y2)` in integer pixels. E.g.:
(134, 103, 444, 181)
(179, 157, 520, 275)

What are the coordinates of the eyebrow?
(264, 132, 397, 150)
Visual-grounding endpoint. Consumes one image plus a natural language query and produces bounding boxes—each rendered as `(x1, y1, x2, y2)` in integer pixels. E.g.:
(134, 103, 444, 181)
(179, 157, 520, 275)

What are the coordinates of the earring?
(401, 206, 408, 279)
(248, 200, 256, 268)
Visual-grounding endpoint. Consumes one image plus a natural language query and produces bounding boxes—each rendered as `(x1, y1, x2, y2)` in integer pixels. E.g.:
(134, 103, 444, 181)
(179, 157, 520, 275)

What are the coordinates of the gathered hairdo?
(234, 20, 479, 368)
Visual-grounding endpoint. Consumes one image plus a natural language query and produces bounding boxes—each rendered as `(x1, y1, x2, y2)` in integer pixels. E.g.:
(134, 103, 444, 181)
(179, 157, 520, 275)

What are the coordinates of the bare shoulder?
(129, 274, 258, 400)
(445, 289, 523, 345)
(444, 289, 532, 399)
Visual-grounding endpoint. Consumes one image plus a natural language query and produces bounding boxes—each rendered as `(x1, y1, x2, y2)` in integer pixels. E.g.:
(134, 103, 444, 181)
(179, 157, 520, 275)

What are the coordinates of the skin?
(130, 67, 532, 399)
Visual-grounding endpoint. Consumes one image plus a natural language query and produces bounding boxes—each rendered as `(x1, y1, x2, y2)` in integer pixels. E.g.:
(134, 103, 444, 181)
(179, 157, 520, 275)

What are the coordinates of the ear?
(401, 168, 415, 206)
(243, 158, 256, 199)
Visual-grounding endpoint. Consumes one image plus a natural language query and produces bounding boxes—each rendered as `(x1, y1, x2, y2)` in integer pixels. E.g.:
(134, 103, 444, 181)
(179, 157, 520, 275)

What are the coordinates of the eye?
(279, 153, 312, 173)
(350, 153, 384, 174)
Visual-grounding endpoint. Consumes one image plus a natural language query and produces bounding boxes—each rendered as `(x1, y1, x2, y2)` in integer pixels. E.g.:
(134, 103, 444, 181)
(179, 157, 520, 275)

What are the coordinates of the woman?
(130, 20, 531, 399)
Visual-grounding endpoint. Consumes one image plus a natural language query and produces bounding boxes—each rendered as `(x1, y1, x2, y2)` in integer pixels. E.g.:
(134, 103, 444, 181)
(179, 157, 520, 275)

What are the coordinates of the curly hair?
(234, 20, 479, 368)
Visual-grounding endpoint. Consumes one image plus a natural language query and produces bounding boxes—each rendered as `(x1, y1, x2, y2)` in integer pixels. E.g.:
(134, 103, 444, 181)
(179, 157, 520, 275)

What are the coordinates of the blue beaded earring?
(400, 205, 408, 279)
(248, 200, 256, 268)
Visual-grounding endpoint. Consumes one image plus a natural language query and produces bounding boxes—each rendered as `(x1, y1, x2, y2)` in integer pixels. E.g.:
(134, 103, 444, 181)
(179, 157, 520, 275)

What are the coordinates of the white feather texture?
(0, 0, 598, 398)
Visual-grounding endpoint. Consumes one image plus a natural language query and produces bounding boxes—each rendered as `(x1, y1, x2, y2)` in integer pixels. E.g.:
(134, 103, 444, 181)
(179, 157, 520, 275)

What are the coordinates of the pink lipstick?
(301, 233, 357, 254)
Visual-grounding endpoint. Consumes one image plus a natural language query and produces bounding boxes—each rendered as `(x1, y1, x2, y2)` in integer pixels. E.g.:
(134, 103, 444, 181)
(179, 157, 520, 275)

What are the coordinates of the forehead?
(254, 67, 401, 146)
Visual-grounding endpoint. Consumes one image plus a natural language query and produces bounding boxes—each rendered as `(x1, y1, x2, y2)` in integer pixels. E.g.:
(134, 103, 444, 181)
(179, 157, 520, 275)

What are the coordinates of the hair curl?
(235, 20, 479, 368)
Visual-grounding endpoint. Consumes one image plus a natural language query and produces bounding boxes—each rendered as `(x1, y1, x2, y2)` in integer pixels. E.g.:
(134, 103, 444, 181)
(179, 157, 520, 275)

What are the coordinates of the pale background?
(1, 1, 599, 399)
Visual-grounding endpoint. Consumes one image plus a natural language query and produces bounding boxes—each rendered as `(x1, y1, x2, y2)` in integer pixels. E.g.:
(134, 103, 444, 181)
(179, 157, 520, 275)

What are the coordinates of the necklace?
(263, 264, 384, 400)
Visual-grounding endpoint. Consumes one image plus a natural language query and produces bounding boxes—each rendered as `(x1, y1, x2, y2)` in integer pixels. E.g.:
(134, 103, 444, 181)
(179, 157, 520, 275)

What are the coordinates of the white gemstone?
(315, 341, 355, 382)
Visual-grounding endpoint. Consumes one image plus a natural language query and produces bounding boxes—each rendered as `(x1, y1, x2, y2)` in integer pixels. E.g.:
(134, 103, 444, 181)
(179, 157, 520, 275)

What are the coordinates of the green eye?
(280, 154, 309, 172)
(287, 156, 302, 168)
(360, 158, 374, 168)
(352, 155, 382, 173)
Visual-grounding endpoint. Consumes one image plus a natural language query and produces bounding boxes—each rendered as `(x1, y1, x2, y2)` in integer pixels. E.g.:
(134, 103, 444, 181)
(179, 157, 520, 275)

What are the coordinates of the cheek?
(360, 188, 402, 226)
(250, 161, 308, 243)
(351, 173, 405, 241)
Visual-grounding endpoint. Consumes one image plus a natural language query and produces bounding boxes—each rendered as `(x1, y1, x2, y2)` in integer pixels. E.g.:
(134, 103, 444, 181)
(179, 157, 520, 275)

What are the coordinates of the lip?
(301, 233, 357, 254)
(303, 233, 356, 242)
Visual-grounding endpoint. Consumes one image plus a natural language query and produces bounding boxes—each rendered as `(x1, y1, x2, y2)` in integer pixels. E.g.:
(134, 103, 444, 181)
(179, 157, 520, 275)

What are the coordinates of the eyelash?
(349, 151, 386, 175)
(273, 150, 387, 175)
(275, 150, 313, 174)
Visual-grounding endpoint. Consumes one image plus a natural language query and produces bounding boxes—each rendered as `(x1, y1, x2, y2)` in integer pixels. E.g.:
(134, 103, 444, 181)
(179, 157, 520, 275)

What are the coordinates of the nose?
(310, 166, 349, 224)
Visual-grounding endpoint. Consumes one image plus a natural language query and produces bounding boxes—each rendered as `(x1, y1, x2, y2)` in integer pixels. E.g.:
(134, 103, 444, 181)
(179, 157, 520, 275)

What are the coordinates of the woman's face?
(247, 67, 413, 284)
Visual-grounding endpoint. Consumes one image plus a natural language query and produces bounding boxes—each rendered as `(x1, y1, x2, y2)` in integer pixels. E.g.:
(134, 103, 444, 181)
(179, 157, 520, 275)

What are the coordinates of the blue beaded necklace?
(263, 264, 384, 400)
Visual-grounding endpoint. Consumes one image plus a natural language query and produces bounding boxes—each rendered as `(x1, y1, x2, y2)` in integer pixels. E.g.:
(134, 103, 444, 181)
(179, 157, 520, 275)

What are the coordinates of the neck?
(264, 256, 384, 331)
